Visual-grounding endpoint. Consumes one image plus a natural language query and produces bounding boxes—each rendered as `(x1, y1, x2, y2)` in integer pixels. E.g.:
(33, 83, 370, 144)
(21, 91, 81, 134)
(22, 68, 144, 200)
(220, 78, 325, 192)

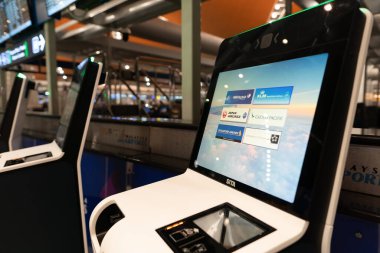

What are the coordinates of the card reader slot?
(4, 152, 53, 167)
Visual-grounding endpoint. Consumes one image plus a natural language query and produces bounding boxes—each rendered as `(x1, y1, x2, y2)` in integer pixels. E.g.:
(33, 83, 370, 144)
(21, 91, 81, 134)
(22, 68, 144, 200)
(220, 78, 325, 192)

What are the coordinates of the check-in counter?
(332, 135, 380, 253)
(21, 113, 198, 173)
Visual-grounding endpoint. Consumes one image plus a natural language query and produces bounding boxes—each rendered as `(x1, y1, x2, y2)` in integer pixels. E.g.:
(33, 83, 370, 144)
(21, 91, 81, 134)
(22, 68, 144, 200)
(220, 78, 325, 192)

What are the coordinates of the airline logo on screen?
(248, 108, 288, 127)
(243, 128, 282, 150)
(220, 107, 249, 123)
(253, 86, 293, 105)
(215, 124, 245, 143)
(225, 89, 254, 104)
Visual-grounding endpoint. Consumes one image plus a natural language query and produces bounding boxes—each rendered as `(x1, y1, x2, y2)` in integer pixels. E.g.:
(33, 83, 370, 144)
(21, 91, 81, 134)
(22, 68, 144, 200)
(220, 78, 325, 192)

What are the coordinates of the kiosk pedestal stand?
(90, 1, 373, 253)
(0, 58, 103, 253)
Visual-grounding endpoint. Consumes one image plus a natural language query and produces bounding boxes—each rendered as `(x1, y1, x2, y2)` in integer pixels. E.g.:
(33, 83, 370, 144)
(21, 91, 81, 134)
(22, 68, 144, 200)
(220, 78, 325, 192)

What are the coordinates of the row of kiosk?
(0, 58, 103, 252)
(0, 1, 375, 252)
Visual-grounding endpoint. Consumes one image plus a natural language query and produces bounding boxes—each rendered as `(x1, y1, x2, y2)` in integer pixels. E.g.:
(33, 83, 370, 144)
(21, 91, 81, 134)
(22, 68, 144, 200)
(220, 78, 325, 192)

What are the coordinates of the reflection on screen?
(45, 0, 76, 16)
(0, 0, 32, 43)
(55, 58, 88, 148)
(196, 53, 329, 203)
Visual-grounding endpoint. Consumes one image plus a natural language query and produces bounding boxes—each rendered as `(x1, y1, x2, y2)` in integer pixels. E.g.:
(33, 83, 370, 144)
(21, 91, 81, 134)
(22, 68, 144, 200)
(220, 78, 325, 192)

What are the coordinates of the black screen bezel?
(0, 75, 25, 152)
(190, 1, 365, 220)
(55, 58, 89, 149)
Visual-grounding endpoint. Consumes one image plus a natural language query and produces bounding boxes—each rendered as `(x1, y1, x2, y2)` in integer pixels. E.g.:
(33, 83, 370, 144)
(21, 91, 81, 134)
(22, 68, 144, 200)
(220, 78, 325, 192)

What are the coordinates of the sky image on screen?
(196, 53, 329, 203)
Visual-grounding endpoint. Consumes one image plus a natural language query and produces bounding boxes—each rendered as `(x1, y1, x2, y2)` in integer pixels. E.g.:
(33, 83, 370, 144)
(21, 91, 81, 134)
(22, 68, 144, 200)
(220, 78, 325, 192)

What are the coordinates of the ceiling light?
(158, 16, 168, 22)
(106, 14, 115, 21)
(268, 0, 286, 22)
(56, 67, 64, 74)
(129, 0, 161, 12)
(324, 3, 333, 12)
(111, 31, 123, 40)
(69, 5, 76, 11)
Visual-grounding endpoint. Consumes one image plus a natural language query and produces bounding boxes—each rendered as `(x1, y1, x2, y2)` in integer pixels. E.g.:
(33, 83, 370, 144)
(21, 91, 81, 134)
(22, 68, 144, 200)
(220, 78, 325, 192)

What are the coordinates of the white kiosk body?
(90, 1, 373, 253)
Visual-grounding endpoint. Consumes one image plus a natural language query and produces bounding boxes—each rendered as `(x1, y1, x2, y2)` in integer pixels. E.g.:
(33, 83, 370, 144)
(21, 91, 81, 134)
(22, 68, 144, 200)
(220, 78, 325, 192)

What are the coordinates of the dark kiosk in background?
(0, 73, 34, 152)
(0, 58, 103, 253)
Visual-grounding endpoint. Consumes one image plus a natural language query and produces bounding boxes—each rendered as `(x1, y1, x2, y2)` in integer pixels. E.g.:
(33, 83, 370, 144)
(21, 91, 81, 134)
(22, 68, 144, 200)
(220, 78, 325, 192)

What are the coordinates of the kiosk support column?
(181, 0, 201, 123)
(44, 19, 59, 115)
(0, 70, 6, 110)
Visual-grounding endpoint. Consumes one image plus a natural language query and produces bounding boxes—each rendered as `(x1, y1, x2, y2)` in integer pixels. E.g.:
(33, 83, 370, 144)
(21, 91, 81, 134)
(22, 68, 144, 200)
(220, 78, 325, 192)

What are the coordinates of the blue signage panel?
(253, 86, 294, 105)
(215, 124, 245, 143)
(225, 89, 254, 104)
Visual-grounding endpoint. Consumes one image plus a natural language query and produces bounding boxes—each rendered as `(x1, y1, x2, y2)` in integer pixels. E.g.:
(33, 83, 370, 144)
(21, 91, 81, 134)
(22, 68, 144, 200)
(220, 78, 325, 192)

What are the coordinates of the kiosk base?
(90, 170, 308, 253)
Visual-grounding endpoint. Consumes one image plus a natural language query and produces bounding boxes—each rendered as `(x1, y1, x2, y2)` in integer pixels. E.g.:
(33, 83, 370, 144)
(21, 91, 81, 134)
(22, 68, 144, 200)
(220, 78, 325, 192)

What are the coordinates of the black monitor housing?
(0, 74, 34, 152)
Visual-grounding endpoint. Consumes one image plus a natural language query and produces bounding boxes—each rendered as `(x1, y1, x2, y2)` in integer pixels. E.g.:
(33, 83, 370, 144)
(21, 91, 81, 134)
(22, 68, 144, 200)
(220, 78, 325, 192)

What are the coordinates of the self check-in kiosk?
(90, 1, 372, 253)
(0, 73, 34, 152)
(0, 58, 102, 253)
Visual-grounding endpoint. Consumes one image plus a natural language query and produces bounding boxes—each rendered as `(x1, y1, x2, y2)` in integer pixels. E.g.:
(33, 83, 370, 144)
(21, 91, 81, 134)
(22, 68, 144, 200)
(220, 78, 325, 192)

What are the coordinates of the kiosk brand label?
(253, 86, 293, 105)
(215, 124, 245, 143)
(225, 89, 254, 104)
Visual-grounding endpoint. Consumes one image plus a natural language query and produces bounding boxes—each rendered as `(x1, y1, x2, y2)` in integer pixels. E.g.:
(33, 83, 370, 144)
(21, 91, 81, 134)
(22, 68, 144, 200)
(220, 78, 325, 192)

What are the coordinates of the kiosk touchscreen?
(0, 58, 102, 253)
(90, 1, 372, 253)
(0, 73, 34, 152)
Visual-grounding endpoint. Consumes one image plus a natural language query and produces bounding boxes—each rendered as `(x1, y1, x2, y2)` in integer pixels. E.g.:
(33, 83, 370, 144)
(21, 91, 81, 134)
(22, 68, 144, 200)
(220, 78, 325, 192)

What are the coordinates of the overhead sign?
(0, 32, 46, 69)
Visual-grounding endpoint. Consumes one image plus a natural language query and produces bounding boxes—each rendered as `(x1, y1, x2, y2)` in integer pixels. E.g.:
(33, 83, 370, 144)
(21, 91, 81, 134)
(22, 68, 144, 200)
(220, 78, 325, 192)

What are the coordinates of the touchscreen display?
(195, 53, 329, 203)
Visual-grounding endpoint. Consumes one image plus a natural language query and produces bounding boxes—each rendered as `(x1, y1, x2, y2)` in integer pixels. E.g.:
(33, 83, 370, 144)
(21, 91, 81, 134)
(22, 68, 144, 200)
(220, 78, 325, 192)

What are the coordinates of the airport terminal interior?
(0, 0, 380, 252)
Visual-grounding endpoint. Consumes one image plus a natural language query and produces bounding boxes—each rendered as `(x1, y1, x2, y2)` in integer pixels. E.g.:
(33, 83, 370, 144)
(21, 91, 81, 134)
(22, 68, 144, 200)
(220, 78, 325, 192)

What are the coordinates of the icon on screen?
(270, 134, 280, 144)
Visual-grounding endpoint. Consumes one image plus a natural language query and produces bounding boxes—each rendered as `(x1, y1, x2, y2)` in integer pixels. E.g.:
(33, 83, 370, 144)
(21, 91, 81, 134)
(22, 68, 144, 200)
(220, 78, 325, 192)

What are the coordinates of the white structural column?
(181, 0, 201, 123)
(44, 19, 59, 115)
